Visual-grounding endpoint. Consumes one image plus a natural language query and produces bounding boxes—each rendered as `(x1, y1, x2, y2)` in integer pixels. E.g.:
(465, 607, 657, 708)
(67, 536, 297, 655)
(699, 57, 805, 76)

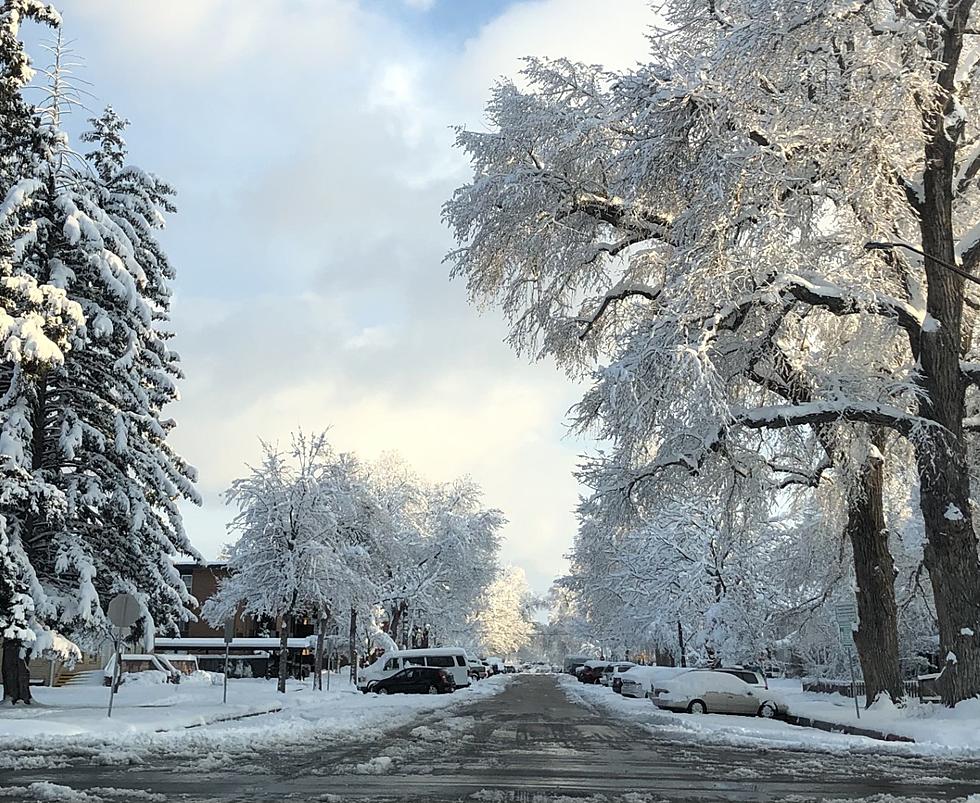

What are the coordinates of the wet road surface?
(2, 674, 979, 802)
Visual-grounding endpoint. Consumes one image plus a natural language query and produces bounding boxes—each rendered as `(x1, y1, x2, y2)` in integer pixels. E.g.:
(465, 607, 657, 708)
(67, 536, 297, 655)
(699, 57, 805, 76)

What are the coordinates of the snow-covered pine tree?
(0, 0, 85, 704)
(2, 3, 199, 703)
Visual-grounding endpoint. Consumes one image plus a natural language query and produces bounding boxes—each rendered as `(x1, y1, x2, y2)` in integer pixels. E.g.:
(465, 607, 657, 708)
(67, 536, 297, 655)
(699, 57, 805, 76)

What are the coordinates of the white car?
(358, 648, 471, 691)
(618, 665, 683, 698)
(650, 669, 787, 717)
(601, 662, 636, 688)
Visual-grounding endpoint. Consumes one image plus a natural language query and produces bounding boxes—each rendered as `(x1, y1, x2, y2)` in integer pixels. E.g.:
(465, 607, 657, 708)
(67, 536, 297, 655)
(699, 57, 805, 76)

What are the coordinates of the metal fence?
(802, 678, 922, 699)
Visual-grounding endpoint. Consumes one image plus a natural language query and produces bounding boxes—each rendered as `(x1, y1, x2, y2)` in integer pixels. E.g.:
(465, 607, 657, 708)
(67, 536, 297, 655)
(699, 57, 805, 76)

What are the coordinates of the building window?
(181, 574, 193, 594)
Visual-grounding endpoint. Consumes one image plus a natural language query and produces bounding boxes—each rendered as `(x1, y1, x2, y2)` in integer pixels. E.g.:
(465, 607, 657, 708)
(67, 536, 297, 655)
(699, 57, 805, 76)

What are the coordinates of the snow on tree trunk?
(1, 638, 31, 705)
(847, 437, 904, 706)
(914, 11, 980, 703)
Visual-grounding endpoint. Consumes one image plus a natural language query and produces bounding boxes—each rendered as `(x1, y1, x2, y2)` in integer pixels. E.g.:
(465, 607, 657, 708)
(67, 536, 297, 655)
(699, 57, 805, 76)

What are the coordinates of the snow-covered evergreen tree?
(1, 4, 199, 701)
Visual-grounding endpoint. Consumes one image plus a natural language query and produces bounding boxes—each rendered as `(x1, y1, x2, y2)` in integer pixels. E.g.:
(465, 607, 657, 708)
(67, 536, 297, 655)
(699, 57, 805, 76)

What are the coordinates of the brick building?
(174, 561, 314, 639)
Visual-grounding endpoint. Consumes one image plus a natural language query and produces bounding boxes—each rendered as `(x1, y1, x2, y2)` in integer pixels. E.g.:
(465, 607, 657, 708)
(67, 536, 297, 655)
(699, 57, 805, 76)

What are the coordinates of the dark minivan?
(367, 666, 456, 695)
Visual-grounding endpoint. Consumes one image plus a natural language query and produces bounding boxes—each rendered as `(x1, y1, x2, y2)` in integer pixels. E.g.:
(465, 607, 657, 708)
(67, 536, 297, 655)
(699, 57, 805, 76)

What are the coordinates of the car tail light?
(439, 671, 448, 680)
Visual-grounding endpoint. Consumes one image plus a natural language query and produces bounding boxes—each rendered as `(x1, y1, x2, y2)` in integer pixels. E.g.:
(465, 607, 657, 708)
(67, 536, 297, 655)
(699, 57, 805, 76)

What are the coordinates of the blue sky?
(26, 0, 654, 598)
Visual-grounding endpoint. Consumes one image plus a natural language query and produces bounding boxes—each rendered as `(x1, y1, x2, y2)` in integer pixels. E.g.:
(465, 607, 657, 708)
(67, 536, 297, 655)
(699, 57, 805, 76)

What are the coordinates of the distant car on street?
(357, 647, 471, 691)
(564, 654, 590, 674)
(577, 660, 610, 684)
(650, 669, 786, 718)
(713, 666, 769, 689)
(618, 666, 683, 699)
(365, 666, 455, 695)
(602, 662, 636, 691)
(467, 660, 488, 681)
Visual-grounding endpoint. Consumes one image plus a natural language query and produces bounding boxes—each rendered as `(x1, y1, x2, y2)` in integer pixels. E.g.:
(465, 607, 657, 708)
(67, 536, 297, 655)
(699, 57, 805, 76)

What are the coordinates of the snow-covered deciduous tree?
(371, 458, 504, 650)
(204, 433, 379, 693)
(476, 565, 536, 658)
(447, 1, 980, 704)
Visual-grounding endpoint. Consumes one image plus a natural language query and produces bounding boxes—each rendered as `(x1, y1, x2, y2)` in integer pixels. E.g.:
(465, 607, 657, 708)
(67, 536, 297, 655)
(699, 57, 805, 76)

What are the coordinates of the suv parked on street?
(365, 666, 455, 695)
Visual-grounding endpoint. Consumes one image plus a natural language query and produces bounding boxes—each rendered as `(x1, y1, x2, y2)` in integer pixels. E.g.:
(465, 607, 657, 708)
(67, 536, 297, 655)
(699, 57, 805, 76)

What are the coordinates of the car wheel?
(759, 702, 778, 718)
(687, 699, 707, 714)
(427, 685, 438, 695)
(376, 686, 388, 695)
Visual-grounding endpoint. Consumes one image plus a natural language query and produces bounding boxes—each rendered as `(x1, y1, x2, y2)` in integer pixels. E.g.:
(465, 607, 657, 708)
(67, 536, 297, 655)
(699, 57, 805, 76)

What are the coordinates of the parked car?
(503, 663, 517, 674)
(713, 666, 769, 689)
(485, 656, 505, 675)
(602, 662, 636, 691)
(577, 659, 610, 684)
(619, 666, 683, 699)
(650, 669, 786, 718)
(564, 654, 591, 674)
(467, 660, 488, 681)
(357, 647, 470, 691)
(365, 666, 455, 695)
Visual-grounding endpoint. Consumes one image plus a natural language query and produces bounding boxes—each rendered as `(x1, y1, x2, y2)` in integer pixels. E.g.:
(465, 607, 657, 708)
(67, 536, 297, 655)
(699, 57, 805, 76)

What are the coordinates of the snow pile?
(560, 674, 980, 757)
(773, 679, 980, 751)
(0, 672, 513, 770)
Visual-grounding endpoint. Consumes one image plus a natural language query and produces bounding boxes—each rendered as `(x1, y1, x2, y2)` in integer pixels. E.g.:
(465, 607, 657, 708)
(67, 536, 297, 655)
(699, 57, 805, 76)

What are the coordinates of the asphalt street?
(2, 674, 979, 802)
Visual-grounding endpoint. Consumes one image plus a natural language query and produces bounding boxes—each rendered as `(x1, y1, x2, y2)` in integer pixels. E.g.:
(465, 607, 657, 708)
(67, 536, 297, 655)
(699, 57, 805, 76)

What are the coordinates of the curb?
(785, 714, 915, 743)
(155, 705, 283, 732)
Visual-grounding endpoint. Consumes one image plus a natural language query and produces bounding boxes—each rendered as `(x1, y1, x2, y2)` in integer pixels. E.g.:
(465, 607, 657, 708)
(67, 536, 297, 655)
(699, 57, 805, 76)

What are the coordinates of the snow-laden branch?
(769, 273, 923, 338)
(734, 401, 921, 435)
(578, 280, 662, 340)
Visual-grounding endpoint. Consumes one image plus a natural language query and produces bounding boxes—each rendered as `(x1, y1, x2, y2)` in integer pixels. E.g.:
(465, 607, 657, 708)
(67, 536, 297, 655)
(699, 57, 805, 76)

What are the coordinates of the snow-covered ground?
(0, 671, 513, 771)
(560, 674, 980, 758)
(771, 678, 980, 751)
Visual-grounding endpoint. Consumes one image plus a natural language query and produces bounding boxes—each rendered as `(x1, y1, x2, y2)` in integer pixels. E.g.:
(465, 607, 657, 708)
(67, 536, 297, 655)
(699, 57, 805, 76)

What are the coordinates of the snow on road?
(0, 673, 513, 772)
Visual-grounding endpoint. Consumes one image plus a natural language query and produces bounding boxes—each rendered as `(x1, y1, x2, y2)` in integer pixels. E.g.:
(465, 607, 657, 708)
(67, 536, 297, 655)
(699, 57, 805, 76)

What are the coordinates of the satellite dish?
(107, 593, 141, 628)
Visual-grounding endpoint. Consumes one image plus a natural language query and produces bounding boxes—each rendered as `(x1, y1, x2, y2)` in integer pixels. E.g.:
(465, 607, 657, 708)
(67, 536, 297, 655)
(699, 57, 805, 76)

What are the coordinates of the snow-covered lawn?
(771, 678, 980, 751)
(0, 672, 512, 770)
(560, 674, 980, 758)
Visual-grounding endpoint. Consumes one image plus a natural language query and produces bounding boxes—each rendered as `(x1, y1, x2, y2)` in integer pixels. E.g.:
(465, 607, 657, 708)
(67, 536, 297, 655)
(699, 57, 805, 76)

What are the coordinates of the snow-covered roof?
(153, 637, 310, 649)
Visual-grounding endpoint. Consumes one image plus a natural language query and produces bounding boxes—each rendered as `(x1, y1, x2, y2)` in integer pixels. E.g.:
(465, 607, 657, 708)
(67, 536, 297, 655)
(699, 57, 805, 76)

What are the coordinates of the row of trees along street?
(445, 0, 980, 706)
(0, 2, 536, 701)
(201, 433, 530, 694)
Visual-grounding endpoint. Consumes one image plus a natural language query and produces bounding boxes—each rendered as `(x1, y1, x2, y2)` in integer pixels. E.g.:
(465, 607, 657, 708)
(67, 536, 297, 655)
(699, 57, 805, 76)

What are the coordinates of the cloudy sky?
(35, 0, 654, 597)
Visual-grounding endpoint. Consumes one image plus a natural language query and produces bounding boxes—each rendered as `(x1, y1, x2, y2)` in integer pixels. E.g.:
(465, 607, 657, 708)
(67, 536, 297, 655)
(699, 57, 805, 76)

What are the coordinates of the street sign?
(107, 593, 141, 628)
(105, 593, 140, 720)
(833, 599, 862, 720)
(834, 601, 859, 645)
(223, 618, 236, 644)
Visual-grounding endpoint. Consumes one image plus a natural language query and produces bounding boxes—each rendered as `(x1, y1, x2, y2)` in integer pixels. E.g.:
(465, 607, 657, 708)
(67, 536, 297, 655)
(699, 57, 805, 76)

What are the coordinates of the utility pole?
(677, 620, 687, 668)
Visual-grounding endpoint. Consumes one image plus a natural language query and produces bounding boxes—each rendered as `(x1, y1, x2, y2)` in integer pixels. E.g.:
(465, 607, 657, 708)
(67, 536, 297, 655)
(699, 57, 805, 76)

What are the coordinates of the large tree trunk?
(846, 437, 904, 705)
(277, 615, 290, 694)
(914, 16, 980, 704)
(348, 607, 357, 684)
(763, 354, 905, 701)
(1, 639, 32, 705)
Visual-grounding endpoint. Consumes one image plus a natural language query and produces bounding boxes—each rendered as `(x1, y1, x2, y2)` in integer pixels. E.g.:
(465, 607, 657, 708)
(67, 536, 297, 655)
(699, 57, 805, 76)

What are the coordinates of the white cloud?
(50, 0, 654, 595)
